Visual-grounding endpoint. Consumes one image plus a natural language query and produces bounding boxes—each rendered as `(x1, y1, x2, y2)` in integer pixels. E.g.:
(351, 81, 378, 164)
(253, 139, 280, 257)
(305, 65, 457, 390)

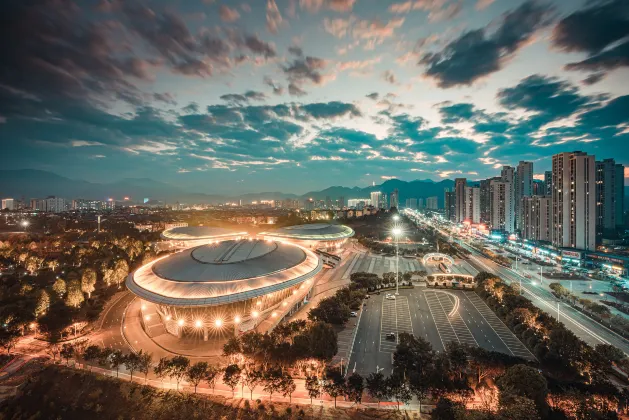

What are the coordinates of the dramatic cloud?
(300, 0, 356, 13)
(220, 91, 267, 105)
(266, 0, 283, 34)
(324, 16, 405, 49)
(219, 5, 241, 22)
(388, 0, 462, 22)
(282, 56, 332, 95)
(420, 0, 554, 88)
(552, 0, 629, 77)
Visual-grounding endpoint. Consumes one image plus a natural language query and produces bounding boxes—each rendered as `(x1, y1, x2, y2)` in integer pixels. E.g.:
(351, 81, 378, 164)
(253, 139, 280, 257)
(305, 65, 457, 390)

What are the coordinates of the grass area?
(0, 364, 409, 420)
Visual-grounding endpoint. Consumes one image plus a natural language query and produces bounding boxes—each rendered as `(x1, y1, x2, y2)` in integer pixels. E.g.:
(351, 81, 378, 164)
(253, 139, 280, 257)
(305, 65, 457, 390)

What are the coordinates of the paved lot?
(349, 279, 536, 376)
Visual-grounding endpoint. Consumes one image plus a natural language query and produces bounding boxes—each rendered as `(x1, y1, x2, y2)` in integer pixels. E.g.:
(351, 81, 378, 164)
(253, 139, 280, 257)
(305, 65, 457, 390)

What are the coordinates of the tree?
(498, 393, 540, 420)
(387, 373, 412, 410)
(262, 366, 284, 402)
(205, 365, 220, 394)
(242, 364, 264, 399)
(60, 343, 75, 365)
(323, 368, 346, 407)
(83, 344, 102, 369)
(52, 278, 66, 298)
(81, 268, 97, 298)
(137, 350, 152, 384)
(124, 352, 141, 382)
(306, 321, 338, 362)
(346, 372, 364, 405)
(34, 290, 50, 318)
(279, 372, 296, 402)
(307, 296, 351, 325)
(222, 337, 242, 362)
(432, 397, 466, 420)
(305, 375, 321, 404)
(112, 259, 129, 288)
(496, 364, 548, 415)
(65, 279, 85, 308)
(366, 372, 389, 407)
(108, 349, 125, 377)
(154, 357, 170, 385)
(0, 328, 21, 354)
(186, 362, 208, 393)
(223, 363, 242, 397)
(168, 355, 190, 391)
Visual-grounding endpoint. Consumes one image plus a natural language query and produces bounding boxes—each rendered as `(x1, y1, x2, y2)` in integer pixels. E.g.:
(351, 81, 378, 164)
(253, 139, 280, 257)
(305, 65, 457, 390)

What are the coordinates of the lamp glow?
(234, 316, 241, 324)
(195, 319, 202, 328)
(177, 319, 184, 326)
(392, 227, 402, 236)
(214, 319, 222, 327)
(252, 310, 259, 318)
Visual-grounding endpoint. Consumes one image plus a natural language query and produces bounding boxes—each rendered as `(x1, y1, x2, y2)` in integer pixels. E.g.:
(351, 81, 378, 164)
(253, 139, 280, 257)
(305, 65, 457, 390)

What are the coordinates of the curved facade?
(127, 239, 322, 339)
(259, 223, 354, 250)
(161, 226, 247, 249)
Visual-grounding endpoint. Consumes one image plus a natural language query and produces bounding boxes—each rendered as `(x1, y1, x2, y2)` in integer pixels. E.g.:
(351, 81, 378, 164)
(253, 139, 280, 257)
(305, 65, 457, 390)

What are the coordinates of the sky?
(1, 0, 628, 195)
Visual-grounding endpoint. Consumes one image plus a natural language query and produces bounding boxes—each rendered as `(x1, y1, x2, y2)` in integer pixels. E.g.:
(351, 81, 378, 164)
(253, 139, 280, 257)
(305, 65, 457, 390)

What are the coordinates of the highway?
(460, 242, 629, 355)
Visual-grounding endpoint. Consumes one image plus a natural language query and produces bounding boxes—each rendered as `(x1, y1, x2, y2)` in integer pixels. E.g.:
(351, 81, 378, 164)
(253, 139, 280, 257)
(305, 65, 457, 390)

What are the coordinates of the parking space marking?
(379, 296, 413, 353)
(368, 257, 376, 273)
(464, 293, 536, 360)
(424, 291, 459, 348)
(439, 293, 478, 347)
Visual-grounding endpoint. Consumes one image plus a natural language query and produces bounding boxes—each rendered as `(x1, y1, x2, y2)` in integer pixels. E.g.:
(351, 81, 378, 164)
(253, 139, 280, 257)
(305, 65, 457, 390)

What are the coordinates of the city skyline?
(1, 0, 628, 195)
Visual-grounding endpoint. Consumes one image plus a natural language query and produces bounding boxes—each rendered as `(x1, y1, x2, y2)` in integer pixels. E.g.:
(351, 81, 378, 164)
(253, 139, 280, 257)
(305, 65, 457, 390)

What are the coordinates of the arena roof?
(260, 223, 354, 241)
(161, 226, 247, 241)
(127, 239, 321, 307)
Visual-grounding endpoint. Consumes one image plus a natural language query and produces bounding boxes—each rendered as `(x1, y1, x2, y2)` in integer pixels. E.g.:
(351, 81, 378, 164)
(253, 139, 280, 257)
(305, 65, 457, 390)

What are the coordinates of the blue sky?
(1, 0, 628, 194)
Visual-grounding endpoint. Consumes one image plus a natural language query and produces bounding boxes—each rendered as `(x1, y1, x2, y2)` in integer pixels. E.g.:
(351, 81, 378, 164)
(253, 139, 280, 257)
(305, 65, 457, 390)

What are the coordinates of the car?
(350, 312, 358, 317)
(365, 295, 370, 299)
(385, 295, 396, 300)
(386, 333, 396, 340)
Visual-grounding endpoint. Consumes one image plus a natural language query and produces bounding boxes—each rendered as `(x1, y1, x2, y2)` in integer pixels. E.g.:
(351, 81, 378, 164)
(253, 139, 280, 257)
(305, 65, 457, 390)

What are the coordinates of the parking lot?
(348, 285, 535, 376)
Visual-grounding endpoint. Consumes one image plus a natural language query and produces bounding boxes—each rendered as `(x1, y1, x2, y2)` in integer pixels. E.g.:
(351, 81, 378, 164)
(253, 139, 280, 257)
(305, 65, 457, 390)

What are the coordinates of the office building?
(445, 191, 456, 222)
(390, 189, 399, 209)
(490, 180, 514, 233)
(455, 178, 467, 223)
(596, 159, 625, 239)
(370, 191, 381, 208)
(1, 198, 15, 211)
(426, 196, 438, 210)
(552, 151, 596, 251)
(544, 171, 552, 196)
(516, 161, 533, 229)
(464, 187, 480, 224)
(520, 196, 551, 242)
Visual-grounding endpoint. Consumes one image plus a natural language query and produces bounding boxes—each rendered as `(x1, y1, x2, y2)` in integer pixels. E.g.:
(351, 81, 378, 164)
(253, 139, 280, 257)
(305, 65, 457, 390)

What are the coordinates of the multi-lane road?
(459, 243, 629, 355)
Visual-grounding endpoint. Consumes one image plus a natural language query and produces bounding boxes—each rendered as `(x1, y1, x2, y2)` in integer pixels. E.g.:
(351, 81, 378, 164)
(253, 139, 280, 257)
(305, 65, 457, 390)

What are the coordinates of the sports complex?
(127, 223, 352, 341)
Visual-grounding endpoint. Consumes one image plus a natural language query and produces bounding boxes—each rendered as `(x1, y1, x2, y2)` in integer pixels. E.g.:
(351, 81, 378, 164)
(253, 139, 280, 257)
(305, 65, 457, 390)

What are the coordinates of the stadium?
(161, 226, 248, 249)
(259, 223, 354, 250)
(126, 238, 322, 340)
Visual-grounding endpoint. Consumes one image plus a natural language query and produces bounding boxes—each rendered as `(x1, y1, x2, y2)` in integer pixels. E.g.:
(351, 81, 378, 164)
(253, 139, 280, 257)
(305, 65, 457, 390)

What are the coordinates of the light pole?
(392, 227, 402, 296)
(539, 266, 543, 285)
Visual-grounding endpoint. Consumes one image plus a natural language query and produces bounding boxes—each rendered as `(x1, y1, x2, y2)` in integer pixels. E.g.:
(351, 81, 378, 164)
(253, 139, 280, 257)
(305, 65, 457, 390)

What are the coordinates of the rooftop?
(161, 226, 247, 241)
(127, 239, 321, 306)
(260, 223, 354, 241)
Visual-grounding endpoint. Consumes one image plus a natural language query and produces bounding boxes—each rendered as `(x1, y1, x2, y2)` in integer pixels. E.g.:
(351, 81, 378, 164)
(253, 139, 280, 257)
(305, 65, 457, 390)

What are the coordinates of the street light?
(392, 227, 402, 296)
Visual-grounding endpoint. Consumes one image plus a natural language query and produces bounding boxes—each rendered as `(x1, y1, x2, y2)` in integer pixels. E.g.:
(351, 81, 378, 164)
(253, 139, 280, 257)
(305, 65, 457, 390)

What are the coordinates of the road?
(460, 242, 629, 355)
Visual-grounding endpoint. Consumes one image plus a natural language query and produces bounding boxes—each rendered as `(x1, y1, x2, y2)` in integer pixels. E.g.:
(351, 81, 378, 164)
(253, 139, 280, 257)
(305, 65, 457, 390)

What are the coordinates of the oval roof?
(161, 226, 246, 241)
(127, 239, 321, 306)
(260, 223, 354, 241)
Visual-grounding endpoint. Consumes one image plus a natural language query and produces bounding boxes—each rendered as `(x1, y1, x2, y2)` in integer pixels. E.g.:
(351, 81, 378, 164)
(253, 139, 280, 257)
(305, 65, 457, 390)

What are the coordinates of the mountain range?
(0, 170, 454, 207)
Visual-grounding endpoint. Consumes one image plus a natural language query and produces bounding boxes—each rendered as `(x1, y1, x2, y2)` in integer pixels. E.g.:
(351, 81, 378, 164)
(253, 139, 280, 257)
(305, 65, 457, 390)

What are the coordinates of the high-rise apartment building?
(515, 161, 533, 230)
(418, 198, 424, 209)
(596, 159, 625, 239)
(464, 186, 480, 224)
(445, 191, 456, 222)
(533, 180, 545, 196)
(455, 178, 467, 223)
(520, 196, 551, 242)
(370, 191, 382, 208)
(1, 198, 15, 211)
(544, 171, 553, 196)
(426, 196, 438, 210)
(552, 151, 596, 251)
(405, 198, 418, 210)
(490, 180, 514, 233)
(390, 189, 399, 209)
(480, 178, 498, 225)
(338, 196, 345, 209)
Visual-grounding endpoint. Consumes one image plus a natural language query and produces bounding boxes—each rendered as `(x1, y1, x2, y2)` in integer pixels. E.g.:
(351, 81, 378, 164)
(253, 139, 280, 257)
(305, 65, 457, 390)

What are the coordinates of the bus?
(439, 263, 451, 274)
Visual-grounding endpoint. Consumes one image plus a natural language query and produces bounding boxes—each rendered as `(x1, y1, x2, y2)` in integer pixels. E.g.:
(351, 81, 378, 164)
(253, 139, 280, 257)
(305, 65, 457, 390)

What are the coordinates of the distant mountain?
(0, 169, 450, 207)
